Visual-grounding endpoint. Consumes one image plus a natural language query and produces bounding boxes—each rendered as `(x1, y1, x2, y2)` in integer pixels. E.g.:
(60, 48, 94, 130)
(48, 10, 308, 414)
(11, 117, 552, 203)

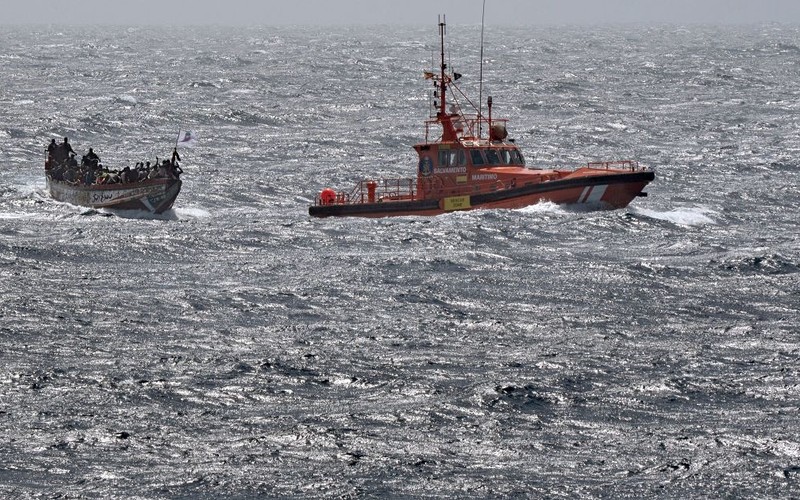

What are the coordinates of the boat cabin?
(415, 141, 526, 172)
(412, 127, 530, 198)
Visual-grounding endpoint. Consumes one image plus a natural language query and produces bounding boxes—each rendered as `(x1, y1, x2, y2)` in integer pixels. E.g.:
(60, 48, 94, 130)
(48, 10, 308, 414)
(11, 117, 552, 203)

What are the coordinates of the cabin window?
(485, 149, 501, 165)
(470, 150, 485, 166)
(439, 149, 467, 167)
(499, 149, 512, 164)
(438, 149, 464, 167)
(512, 150, 525, 166)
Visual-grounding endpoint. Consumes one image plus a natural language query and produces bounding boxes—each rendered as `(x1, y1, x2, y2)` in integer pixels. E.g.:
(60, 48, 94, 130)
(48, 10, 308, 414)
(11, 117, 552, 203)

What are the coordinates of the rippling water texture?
(1, 23, 799, 498)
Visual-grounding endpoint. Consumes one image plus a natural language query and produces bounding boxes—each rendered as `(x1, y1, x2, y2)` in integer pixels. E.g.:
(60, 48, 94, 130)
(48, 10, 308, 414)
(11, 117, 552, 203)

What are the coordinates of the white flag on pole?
(176, 130, 198, 147)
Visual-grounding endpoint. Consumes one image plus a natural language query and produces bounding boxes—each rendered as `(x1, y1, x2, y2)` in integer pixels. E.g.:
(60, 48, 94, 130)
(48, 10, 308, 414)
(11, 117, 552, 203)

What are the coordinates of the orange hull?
(310, 169, 653, 218)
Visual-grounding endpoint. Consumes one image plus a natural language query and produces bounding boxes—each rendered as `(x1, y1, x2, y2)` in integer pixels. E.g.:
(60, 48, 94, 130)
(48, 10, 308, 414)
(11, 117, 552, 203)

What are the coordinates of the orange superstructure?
(309, 17, 653, 218)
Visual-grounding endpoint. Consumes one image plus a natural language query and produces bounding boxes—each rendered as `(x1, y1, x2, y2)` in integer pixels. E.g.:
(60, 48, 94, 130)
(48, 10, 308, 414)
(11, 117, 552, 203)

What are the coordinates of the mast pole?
(478, 0, 486, 139)
(438, 15, 447, 118)
(436, 15, 458, 142)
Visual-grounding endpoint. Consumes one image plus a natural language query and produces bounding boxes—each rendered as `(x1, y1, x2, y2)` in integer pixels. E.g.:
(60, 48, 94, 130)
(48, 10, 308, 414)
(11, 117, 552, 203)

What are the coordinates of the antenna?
(478, 0, 486, 138)
(438, 14, 447, 117)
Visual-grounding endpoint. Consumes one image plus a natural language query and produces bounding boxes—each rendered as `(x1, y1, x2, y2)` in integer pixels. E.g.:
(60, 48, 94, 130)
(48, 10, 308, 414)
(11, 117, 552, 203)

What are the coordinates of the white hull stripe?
(579, 184, 607, 204)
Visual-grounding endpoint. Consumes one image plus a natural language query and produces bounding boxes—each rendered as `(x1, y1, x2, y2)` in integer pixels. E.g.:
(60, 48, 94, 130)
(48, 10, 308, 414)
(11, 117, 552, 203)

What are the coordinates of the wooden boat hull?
(46, 177, 182, 214)
(309, 170, 654, 218)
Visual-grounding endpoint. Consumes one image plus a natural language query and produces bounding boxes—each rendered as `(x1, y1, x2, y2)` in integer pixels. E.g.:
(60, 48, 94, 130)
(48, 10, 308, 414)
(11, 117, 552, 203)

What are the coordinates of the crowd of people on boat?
(45, 137, 182, 186)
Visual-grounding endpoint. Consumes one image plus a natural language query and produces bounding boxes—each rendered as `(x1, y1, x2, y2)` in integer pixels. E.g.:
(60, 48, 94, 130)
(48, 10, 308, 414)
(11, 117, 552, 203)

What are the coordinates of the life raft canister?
(320, 188, 336, 205)
(489, 123, 508, 141)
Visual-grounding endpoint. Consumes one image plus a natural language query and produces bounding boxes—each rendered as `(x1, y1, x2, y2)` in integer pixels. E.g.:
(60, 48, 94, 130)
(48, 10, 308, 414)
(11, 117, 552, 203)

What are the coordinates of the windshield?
(484, 149, 500, 165)
(470, 150, 485, 166)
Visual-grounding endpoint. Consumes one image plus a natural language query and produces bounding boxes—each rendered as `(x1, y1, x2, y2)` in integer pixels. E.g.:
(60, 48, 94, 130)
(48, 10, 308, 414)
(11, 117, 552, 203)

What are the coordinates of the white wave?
(634, 206, 717, 226)
(175, 207, 211, 219)
(0, 211, 36, 220)
(116, 94, 138, 105)
(99, 208, 163, 219)
(469, 250, 512, 261)
(515, 201, 568, 215)
(16, 180, 47, 197)
(94, 207, 207, 221)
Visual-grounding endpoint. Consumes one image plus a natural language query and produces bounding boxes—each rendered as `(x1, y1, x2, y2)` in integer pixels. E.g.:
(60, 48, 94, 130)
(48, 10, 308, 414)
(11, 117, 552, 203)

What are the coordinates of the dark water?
(1, 23, 799, 498)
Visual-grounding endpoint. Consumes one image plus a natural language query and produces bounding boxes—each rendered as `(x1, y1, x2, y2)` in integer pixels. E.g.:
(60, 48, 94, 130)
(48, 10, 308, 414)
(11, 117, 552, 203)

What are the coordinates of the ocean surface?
(1, 22, 799, 498)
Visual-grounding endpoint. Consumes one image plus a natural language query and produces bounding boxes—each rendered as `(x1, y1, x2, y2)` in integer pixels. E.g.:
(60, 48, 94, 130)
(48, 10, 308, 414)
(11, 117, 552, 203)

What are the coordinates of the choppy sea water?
(1, 22, 799, 498)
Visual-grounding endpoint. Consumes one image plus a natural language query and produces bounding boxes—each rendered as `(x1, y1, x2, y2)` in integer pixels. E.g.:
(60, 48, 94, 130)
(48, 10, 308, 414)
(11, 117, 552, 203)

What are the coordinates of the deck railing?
(423, 115, 508, 143)
(586, 160, 645, 171)
(315, 178, 417, 206)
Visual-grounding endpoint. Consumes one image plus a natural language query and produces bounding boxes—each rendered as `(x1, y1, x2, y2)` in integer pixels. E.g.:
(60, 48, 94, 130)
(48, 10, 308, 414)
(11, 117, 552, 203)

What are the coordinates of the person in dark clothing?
(121, 166, 133, 183)
(45, 139, 57, 169)
(159, 159, 173, 179)
(66, 153, 78, 168)
(53, 137, 75, 166)
(61, 137, 75, 156)
(170, 160, 183, 179)
(83, 167, 95, 186)
(63, 166, 77, 184)
(52, 140, 66, 165)
(50, 165, 64, 181)
(84, 148, 100, 169)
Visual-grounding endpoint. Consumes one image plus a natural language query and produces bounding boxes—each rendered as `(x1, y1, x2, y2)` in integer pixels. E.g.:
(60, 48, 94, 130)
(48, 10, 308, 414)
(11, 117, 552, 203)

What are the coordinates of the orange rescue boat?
(309, 17, 653, 218)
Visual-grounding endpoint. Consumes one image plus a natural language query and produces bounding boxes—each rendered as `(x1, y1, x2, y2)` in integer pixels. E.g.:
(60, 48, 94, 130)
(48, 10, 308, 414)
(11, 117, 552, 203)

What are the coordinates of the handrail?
(424, 114, 508, 143)
(315, 177, 417, 206)
(586, 160, 644, 172)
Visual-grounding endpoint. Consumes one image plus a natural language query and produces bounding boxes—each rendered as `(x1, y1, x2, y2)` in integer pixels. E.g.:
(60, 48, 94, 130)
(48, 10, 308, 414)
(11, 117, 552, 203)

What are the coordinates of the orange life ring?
(319, 188, 336, 205)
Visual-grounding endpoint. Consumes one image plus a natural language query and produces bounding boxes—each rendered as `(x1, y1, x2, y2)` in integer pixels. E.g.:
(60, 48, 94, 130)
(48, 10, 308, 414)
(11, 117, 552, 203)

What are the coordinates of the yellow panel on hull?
(442, 195, 471, 211)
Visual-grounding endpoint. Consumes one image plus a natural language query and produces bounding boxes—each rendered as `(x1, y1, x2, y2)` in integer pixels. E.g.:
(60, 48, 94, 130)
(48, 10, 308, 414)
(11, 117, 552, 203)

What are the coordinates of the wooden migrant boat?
(44, 142, 182, 214)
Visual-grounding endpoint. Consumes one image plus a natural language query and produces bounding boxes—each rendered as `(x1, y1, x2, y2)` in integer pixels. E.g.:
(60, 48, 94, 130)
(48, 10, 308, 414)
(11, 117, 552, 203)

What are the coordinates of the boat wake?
(69, 205, 209, 221)
(174, 207, 211, 219)
(11, 179, 46, 198)
(102, 208, 179, 220)
(0, 211, 37, 220)
(514, 200, 569, 215)
(633, 206, 717, 226)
